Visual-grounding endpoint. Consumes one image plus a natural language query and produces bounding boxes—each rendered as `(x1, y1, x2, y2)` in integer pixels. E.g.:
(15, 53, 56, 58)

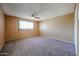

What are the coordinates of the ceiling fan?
(31, 12, 40, 19)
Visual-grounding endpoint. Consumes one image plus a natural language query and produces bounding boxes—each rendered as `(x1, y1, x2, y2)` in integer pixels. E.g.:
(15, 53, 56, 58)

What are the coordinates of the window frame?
(18, 20, 34, 30)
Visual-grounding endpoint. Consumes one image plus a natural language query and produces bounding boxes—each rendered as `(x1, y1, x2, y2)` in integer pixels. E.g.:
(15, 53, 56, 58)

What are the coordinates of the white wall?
(75, 3, 79, 56)
(39, 13, 74, 43)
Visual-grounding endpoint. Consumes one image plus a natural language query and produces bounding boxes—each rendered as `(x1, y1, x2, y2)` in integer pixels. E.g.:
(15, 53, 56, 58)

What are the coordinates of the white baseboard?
(41, 36, 73, 44)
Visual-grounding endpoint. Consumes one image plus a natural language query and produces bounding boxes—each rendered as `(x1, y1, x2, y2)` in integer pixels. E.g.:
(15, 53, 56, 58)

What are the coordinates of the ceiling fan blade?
(35, 17, 40, 19)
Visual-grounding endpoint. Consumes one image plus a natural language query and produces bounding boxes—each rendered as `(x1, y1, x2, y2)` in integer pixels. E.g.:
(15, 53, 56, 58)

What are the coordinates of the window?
(19, 20, 34, 30)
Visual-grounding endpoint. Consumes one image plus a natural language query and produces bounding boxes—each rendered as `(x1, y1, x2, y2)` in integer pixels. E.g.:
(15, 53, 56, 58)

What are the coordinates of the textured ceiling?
(0, 3, 75, 21)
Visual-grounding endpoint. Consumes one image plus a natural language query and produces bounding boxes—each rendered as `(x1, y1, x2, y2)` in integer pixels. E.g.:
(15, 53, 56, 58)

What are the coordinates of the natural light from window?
(19, 20, 34, 30)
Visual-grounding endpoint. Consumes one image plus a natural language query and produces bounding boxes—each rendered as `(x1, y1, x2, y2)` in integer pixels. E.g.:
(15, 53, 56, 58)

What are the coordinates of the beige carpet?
(0, 37, 76, 56)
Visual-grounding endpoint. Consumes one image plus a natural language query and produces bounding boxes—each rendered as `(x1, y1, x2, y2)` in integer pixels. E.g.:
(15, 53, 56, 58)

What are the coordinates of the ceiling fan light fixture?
(31, 13, 40, 19)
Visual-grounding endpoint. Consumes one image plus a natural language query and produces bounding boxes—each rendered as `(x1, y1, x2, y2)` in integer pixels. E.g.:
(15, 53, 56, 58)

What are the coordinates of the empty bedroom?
(0, 3, 76, 56)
